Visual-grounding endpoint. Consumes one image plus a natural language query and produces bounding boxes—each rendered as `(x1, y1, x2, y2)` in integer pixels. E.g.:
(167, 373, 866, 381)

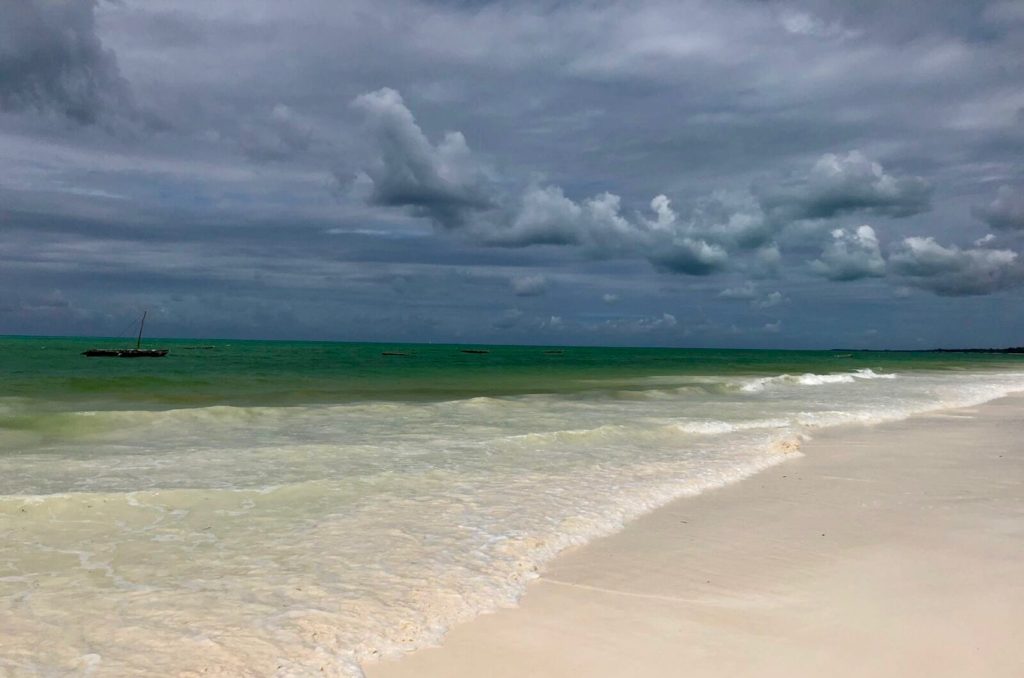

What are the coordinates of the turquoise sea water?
(3, 336, 1021, 406)
(2, 336, 1023, 676)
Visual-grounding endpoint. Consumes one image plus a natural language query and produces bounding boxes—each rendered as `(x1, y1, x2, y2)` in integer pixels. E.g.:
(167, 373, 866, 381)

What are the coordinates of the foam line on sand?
(366, 395, 1024, 678)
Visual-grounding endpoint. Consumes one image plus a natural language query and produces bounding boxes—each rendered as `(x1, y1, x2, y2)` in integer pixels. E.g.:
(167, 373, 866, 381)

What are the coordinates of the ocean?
(2, 337, 1022, 676)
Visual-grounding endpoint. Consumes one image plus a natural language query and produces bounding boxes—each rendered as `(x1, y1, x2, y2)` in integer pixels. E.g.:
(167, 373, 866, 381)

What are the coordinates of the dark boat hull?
(82, 349, 169, 358)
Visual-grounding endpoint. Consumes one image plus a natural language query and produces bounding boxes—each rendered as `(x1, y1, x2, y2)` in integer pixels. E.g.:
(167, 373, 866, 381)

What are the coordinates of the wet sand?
(366, 396, 1024, 677)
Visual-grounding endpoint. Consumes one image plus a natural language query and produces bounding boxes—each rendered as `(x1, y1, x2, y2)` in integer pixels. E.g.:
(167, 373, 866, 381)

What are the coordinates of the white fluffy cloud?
(494, 185, 637, 250)
(349, 88, 1021, 299)
(811, 225, 886, 281)
(497, 185, 583, 246)
(889, 236, 1021, 295)
(760, 151, 931, 222)
(352, 90, 736, 275)
(684, 191, 772, 249)
(513, 190, 733, 274)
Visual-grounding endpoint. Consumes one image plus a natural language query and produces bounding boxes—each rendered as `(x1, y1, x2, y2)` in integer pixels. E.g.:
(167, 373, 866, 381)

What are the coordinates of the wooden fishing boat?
(82, 312, 169, 358)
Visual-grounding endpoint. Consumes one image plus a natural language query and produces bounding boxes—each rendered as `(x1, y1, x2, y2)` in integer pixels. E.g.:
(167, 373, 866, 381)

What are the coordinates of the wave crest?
(740, 368, 897, 393)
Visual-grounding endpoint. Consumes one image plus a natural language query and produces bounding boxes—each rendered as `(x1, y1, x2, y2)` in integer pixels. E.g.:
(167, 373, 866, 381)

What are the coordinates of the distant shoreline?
(925, 347, 1024, 354)
(4, 335, 1024, 354)
(835, 347, 1024, 354)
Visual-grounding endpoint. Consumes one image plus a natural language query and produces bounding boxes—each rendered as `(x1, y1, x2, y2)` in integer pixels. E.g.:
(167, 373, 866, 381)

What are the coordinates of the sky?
(1, 0, 1023, 348)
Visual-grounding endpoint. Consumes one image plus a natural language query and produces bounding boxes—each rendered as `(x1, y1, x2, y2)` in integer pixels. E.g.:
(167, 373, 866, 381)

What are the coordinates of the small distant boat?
(459, 349, 489, 354)
(82, 312, 168, 358)
(82, 348, 168, 358)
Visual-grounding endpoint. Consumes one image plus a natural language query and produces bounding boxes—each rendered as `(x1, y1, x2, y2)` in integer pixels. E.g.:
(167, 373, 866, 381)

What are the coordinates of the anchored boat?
(82, 312, 169, 358)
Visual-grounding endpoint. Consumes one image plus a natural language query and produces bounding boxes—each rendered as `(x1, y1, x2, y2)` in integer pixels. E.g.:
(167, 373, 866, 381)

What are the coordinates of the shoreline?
(365, 395, 1024, 677)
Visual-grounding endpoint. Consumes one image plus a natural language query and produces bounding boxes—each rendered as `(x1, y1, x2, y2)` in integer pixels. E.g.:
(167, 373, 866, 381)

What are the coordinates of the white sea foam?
(1, 368, 1023, 676)
(671, 418, 791, 435)
(739, 367, 897, 392)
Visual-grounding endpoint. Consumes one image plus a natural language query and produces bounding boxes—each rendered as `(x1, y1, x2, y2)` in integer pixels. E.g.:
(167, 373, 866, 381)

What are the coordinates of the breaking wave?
(739, 368, 897, 392)
(2, 367, 1024, 676)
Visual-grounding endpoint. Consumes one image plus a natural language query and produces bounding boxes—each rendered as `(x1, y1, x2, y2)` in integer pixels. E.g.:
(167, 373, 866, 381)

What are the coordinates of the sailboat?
(82, 311, 169, 358)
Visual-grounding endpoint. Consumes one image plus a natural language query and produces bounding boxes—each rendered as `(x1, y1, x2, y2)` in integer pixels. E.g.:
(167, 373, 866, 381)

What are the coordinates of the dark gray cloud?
(350, 90, 734, 274)
(350, 88, 495, 229)
(489, 186, 632, 249)
(717, 282, 786, 309)
(350, 87, 967, 290)
(510, 274, 548, 297)
(239, 105, 316, 162)
(0, 0, 132, 124)
(758, 151, 932, 222)
(2, 0, 1023, 346)
(753, 291, 785, 309)
(973, 185, 1024, 231)
(889, 236, 1022, 296)
(353, 88, 950, 282)
(718, 282, 758, 300)
(645, 234, 730, 276)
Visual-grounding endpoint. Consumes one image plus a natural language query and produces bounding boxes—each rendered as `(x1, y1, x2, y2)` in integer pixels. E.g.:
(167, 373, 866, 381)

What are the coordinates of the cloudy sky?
(1, 0, 1023, 347)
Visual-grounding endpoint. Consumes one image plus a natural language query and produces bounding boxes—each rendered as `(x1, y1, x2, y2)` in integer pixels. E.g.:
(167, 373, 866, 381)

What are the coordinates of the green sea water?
(2, 335, 1023, 676)
(2, 335, 1021, 409)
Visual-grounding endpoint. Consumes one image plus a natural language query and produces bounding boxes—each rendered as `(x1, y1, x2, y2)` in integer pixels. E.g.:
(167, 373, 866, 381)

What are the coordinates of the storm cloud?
(759, 152, 932, 222)
(351, 88, 495, 230)
(353, 88, 952, 283)
(2, 0, 1023, 347)
(890, 237, 1022, 296)
(510, 274, 548, 297)
(351, 89, 736, 274)
(0, 0, 132, 124)
(973, 185, 1024, 232)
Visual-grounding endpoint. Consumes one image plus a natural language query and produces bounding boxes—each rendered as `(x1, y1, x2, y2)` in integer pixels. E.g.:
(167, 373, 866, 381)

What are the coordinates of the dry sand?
(366, 396, 1024, 678)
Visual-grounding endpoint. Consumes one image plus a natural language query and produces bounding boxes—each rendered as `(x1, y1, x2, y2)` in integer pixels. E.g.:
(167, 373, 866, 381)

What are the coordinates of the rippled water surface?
(2, 338, 1022, 675)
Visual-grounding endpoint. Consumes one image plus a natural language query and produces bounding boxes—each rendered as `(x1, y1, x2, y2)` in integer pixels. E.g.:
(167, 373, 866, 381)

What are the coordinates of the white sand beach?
(367, 395, 1024, 678)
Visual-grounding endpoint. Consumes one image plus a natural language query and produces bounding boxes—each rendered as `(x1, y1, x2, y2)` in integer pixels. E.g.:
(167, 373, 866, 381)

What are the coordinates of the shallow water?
(2, 338, 1022, 675)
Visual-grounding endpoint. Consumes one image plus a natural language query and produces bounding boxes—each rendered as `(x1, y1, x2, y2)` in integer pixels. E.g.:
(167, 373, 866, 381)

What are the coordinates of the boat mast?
(136, 311, 147, 349)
